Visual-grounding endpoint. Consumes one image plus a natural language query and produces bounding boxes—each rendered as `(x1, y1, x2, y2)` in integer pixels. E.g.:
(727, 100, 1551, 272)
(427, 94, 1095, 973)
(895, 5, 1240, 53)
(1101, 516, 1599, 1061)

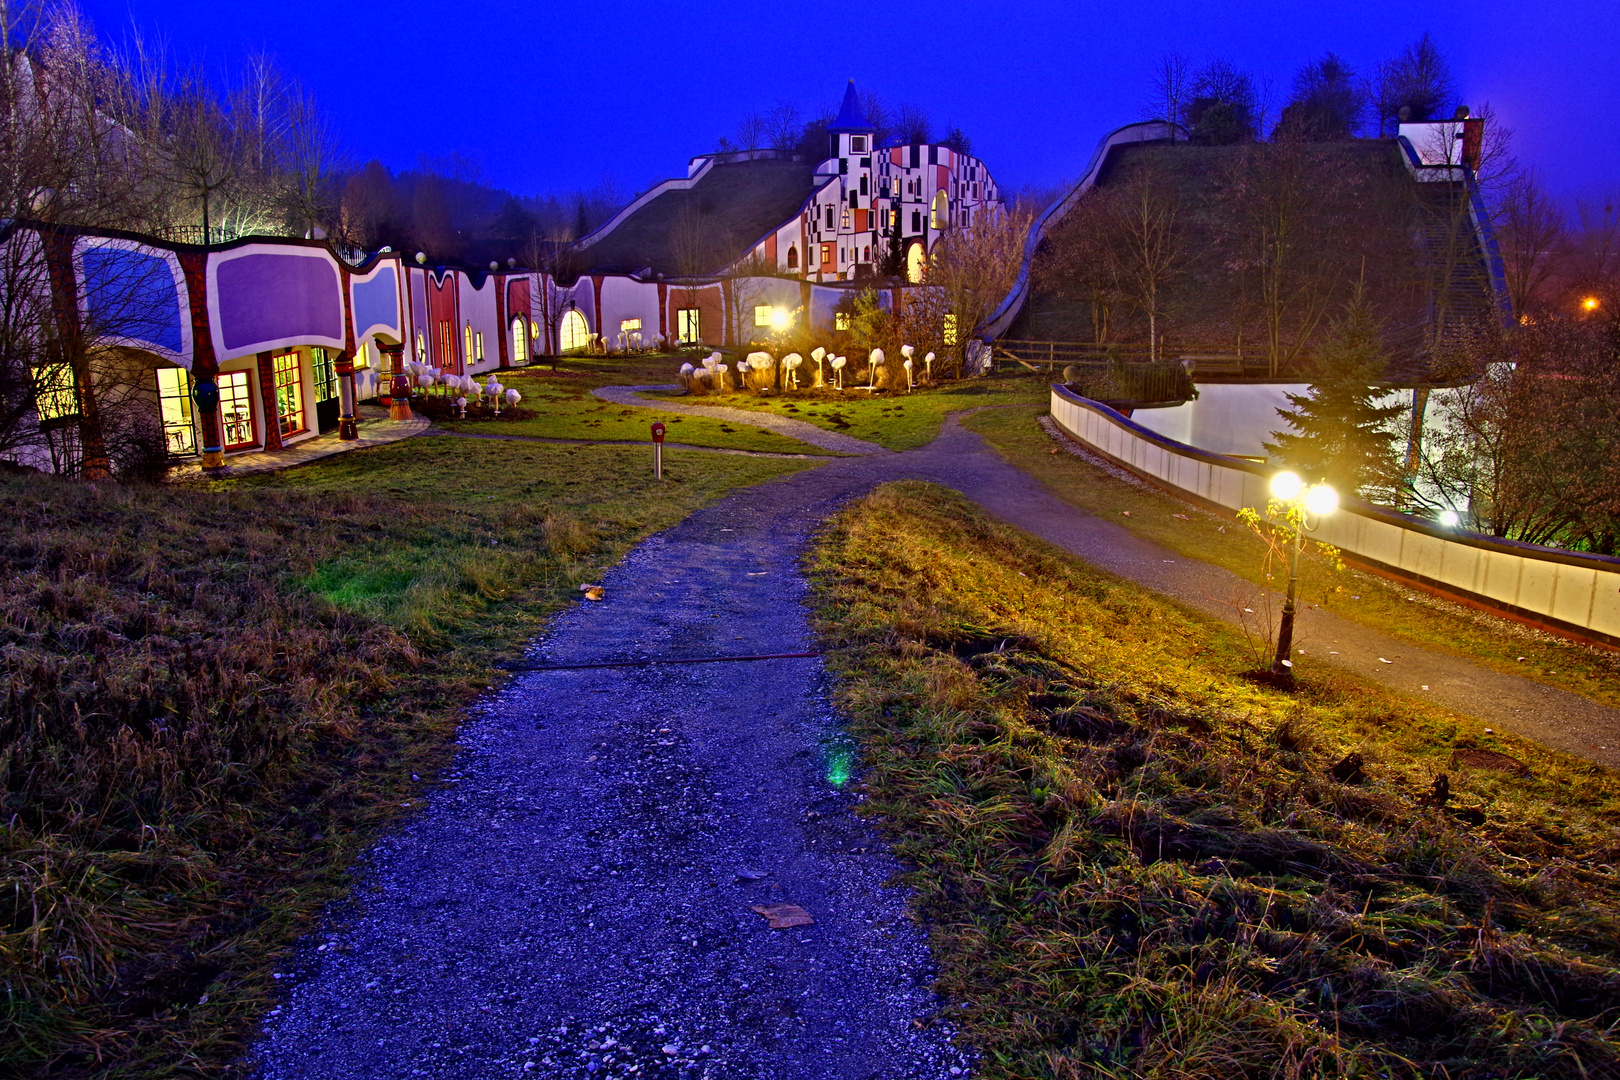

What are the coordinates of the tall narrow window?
(820, 241, 835, 268)
(786, 245, 799, 269)
(931, 191, 949, 229)
(464, 324, 475, 366)
(155, 367, 197, 455)
(219, 370, 256, 449)
(311, 348, 338, 402)
(475, 331, 484, 362)
(511, 316, 529, 364)
(676, 307, 701, 344)
(271, 350, 306, 438)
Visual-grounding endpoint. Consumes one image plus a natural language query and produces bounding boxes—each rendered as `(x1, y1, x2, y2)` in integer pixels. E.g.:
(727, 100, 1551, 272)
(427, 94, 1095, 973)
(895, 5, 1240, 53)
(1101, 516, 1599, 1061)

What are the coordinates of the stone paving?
(168, 407, 430, 480)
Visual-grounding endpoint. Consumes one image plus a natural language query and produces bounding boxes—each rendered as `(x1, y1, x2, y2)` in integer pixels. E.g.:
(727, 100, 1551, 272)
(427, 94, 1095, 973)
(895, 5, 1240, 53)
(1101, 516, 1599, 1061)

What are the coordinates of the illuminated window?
(475, 331, 485, 362)
(412, 335, 423, 364)
(511, 316, 529, 363)
(155, 367, 196, 455)
(355, 340, 372, 369)
(620, 318, 642, 333)
(560, 309, 590, 352)
(906, 242, 926, 283)
(271, 351, 306, 438)
(464, 324, 475, 365)
(943, 313, 958, 345)
(676, 307, 701, 344)
(754, 305, 774, 327)
(31, 362, 78, 422)
(820, 241, 835, 268)
(931, 190, 948, 229)
(312, 348, 338, 402)
(219, 370, 256, 449)
(440, 321, 455, 370)
(835, 312, 850, 331)
(840, 210, 851, 230)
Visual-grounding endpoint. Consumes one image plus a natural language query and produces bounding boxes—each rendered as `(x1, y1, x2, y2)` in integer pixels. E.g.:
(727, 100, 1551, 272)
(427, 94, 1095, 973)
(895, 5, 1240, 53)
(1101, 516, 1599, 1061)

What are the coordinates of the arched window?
(906, 242, 927, 284)
(786, 245, 798, 269)
(862, 246, 870, 263)
(560, 309, 590, 352)
(930, 190, 949, 230)
(511, 316, 529, 364)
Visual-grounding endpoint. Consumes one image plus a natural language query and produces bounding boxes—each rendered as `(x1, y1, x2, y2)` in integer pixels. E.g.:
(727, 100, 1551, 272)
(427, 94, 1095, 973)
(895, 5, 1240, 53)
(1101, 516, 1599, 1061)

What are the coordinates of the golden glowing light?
(1582, 296, 1601, 312)
(1270, 471, 1303, 501)
(1304, 483, 1338, 517)
(770, 308, 792, 331)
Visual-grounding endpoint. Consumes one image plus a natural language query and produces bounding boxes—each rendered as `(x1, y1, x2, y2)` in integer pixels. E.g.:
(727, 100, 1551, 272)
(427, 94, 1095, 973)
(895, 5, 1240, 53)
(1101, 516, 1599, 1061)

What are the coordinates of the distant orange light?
(1583, 296, 1601, 311)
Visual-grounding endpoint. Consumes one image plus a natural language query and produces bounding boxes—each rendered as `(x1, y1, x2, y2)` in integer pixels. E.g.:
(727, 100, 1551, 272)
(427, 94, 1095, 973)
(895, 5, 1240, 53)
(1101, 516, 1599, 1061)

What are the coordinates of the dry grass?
(962, 406, 1620, 710)
(811, 481, 1620, 1079)
(0, 436, 811, 1077)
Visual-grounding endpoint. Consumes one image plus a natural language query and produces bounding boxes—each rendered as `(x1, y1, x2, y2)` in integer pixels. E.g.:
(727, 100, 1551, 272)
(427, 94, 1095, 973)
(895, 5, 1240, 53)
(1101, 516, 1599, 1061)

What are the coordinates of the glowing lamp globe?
(1439, 509, 1460, 527)
(770, 308, 792, 331)
(1304, 483, 1338, 517)
(1270, 471, 1304, 502)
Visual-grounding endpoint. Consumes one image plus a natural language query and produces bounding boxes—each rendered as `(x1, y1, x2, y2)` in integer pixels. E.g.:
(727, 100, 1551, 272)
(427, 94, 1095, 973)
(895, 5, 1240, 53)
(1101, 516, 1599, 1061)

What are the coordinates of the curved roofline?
(979, 120, 1186, 341)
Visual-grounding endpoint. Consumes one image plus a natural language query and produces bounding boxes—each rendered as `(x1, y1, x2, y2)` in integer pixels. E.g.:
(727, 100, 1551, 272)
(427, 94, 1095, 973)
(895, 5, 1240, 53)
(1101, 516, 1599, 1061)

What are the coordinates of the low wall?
(1049, 384, 1620, 646)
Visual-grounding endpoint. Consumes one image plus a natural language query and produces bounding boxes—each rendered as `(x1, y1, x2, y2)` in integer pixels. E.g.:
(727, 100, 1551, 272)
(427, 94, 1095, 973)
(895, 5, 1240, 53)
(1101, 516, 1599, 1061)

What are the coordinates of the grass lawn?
(812, 481, 1620, 1079)
(638, 368, 1051, 451)
(0, 435, 811, 1077)
(963, 405, 1620, 711)
(433, 353, 831, 455)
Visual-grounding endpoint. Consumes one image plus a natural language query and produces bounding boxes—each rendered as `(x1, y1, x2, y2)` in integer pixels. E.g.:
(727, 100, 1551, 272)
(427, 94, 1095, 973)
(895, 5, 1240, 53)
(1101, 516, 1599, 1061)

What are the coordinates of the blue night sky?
(80, 0, 1619, 210)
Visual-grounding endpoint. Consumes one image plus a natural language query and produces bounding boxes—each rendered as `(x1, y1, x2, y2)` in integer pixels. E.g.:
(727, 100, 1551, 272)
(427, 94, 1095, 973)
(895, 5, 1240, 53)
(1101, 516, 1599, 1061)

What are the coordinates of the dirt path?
(252, 414, 1620, 1080)
(590, 385, 889, 456)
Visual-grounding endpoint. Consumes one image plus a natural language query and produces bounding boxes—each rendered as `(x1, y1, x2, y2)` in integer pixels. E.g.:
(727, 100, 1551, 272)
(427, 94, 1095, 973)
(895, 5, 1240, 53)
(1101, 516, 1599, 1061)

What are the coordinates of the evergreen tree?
(1265, 286, 1406, 502)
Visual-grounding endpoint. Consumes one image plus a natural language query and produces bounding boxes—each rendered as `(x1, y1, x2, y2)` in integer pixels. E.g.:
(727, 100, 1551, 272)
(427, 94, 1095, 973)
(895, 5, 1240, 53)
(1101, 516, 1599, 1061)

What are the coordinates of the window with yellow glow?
(271, 350, 306, 438)
(511, 317, 529, 363)
(943, 313, 958, 345)
(475, 331, 484, 362)
(561, 309, 590, 352)
(931, 191, 949, 229)
(754, 305, 774, 327)
(835, 312, 850, 331)
(464, 325, 475, 365)
(155, 366, 196, 455)
(676, 308, 701, 344)
(620, 318, 642, 332)
(32, 362, 78, 422)
(219, 370, 256, 449)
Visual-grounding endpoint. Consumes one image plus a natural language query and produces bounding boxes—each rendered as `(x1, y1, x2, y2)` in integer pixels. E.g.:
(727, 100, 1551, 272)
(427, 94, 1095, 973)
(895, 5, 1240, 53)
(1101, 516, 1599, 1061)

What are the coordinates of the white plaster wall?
(459, 276, 501, 374)
(598, 277, 663, 349)
(1132, 383, 1308, 458)
(1051, 386, 1620, 642)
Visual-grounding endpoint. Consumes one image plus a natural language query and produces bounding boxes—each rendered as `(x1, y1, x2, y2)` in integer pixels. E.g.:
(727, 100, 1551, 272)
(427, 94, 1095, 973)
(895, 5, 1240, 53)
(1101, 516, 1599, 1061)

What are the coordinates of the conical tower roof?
(827, 81, 874, 133)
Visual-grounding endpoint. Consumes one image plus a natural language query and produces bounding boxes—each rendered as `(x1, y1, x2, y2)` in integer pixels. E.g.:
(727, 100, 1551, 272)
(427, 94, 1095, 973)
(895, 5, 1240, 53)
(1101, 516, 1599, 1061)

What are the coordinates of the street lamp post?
(1269, 471, 1337, 684)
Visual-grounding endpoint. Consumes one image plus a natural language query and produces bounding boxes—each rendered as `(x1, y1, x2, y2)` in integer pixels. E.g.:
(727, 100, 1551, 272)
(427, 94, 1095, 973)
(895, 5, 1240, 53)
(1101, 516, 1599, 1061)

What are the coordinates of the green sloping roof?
(576, 158, 819, 277)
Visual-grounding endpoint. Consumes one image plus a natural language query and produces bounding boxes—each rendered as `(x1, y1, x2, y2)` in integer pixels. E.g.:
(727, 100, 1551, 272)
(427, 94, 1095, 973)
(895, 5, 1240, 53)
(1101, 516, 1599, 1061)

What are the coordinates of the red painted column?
(381, 342, 410, 420)
(495, 274, 510, 369)
(658, 282, 668, 345)
(255, 351, 283, 451)
(177, 250, 224, 468)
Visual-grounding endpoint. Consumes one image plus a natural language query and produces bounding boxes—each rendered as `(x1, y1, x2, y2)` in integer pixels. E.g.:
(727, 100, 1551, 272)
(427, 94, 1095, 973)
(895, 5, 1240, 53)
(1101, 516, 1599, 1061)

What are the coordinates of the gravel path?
(252, 414, 1620, 1080)
(590, 385, 889, 456)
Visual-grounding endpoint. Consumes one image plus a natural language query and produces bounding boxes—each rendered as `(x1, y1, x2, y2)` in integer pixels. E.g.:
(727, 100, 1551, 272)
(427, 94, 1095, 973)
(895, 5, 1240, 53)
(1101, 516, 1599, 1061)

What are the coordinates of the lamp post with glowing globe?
(1269, 471, 1338, 683)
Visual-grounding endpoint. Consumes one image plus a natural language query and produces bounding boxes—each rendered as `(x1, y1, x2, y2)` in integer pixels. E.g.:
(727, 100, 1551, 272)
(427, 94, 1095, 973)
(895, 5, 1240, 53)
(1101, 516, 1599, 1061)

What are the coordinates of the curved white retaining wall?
(1050, 384, 1620, 645)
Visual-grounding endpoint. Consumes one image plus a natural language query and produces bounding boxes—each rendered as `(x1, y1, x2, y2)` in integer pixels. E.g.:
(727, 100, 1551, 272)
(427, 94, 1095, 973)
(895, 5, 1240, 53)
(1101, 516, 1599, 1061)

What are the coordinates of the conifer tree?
(1265, 285, 1406, 502)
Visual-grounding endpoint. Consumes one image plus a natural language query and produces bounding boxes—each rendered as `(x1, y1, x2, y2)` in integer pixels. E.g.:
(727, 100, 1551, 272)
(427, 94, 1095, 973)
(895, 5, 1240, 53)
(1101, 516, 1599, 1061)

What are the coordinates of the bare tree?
(1144, 53, 1190, 135)
(763, 103, 801, 152)
(921, 204, 1034, 375)
(1496, 170, 1565, 317)
(892, 102, 932, 145)
(281, 84, 347, 237)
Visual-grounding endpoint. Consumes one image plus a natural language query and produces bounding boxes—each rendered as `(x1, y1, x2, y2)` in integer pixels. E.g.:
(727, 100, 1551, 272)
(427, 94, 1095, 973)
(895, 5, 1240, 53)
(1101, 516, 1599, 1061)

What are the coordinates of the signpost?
(651, 422, 665, 480)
